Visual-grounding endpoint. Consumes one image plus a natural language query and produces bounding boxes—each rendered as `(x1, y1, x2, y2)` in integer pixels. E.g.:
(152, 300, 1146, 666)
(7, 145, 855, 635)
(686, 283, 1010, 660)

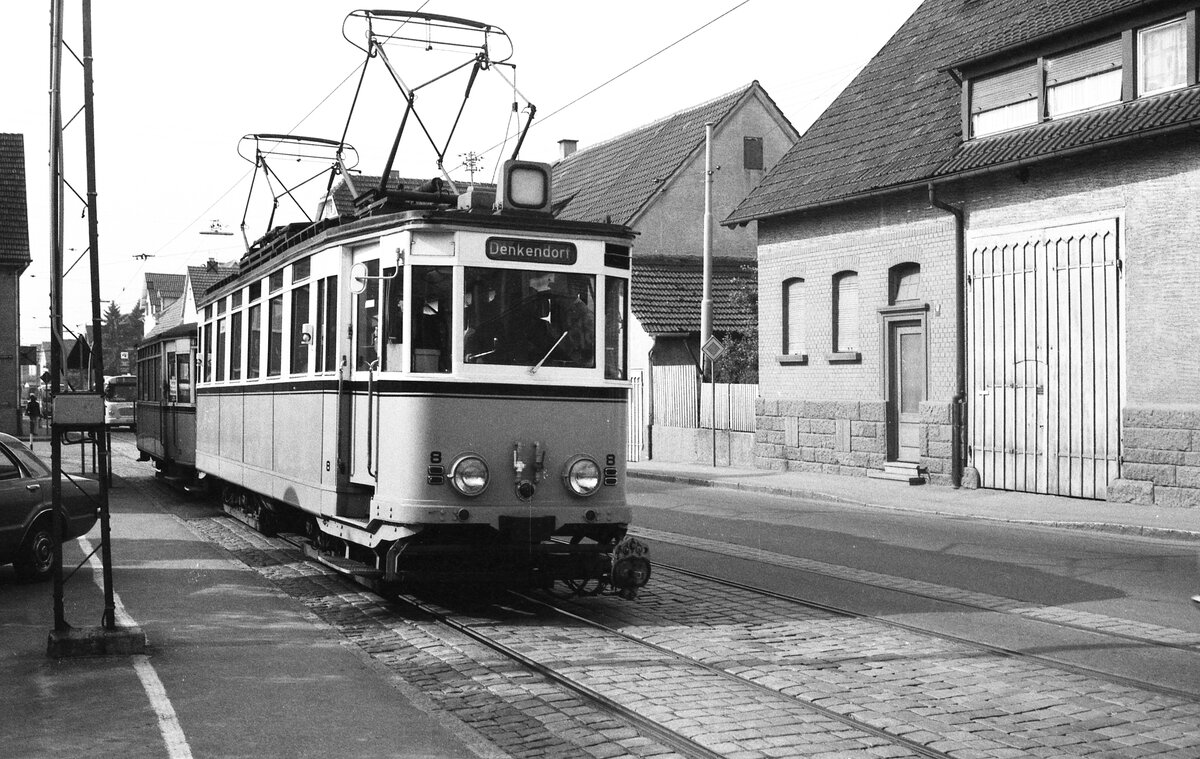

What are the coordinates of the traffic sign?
(701, 335, 726, 362)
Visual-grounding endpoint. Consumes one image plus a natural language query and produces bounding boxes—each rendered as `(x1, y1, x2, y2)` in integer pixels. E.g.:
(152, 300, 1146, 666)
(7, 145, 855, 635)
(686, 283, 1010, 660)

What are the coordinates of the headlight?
(563, 456, 601, 497)
(449, 454, 489, 496)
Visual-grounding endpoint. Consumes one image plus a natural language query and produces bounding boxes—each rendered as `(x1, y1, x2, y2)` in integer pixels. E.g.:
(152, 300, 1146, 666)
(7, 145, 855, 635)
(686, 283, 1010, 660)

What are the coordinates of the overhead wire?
(118, 0, 752, 302)
(451, 0, 752, 170)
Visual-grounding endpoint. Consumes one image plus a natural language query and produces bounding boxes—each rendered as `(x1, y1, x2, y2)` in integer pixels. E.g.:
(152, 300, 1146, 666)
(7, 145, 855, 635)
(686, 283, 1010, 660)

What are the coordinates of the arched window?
(833, 271, 859, 353)
(782, 277, 805, 355)
(889, 262, 921, 305)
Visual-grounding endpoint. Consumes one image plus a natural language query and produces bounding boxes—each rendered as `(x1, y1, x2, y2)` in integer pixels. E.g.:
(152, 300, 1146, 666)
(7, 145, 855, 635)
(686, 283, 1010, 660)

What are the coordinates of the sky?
(2, 0, 922, 344)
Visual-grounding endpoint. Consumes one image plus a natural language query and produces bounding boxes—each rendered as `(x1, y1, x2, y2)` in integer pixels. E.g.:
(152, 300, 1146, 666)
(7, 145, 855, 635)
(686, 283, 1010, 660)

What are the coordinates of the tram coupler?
(609, 536, 651, 599)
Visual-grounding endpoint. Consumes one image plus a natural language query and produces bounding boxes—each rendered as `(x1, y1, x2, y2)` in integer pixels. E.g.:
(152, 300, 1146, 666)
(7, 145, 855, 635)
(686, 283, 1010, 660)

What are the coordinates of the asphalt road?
(630, 477, 1200, 695)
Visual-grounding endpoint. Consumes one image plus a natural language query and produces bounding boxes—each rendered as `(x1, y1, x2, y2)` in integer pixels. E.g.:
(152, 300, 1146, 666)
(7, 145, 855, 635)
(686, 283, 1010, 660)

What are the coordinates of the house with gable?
(553, 81, 798, 462)
(727, 0, 1200, 507)
(0, 134, 31, 435)
(140, 272, 186, 337)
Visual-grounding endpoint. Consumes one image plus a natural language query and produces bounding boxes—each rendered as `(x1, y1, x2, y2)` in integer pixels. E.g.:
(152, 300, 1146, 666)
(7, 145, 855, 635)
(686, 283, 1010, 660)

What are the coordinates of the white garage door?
(968, 218, 1122, 499)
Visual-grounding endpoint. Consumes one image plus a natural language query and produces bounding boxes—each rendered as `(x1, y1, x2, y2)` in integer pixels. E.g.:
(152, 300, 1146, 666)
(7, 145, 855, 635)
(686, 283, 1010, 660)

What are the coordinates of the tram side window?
(381, 268, 404, 371)
(463, 267, 595, 370)
(230, 311, 243, 381)
(247, 303, 261, 380)
(201, 324, 212, 383)
(355, 260, 380, 370)
(315, 275, 338, 373)
(290, 284, 310, 375)
(412, 266, 451, 373)
(176, 352, 192, 403)
(267, 295, 283, 377)
(216, 317, 227, 381)
(604, 277, 628, 380)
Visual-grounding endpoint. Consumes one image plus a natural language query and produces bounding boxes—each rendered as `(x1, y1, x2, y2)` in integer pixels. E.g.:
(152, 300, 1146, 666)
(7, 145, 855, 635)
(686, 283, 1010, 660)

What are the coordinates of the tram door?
(349, 250, 379, 486)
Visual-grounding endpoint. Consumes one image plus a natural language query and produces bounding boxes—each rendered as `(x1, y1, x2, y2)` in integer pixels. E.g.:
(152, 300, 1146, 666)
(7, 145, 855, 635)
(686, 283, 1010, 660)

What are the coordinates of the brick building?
(0, 134, 31, 436)
(727, 0, 1200, 506)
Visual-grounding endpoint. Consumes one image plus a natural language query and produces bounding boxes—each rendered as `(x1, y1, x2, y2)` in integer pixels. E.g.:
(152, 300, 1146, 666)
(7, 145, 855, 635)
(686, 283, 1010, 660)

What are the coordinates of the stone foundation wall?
(754, 398, 955, 483)
(1107, 405, 1200, 508)
(651, 426, 756, 467)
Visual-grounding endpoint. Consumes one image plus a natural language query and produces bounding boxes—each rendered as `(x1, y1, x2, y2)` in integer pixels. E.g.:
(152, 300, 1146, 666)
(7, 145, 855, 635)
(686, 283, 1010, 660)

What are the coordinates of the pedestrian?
(25, 394, 41, 440)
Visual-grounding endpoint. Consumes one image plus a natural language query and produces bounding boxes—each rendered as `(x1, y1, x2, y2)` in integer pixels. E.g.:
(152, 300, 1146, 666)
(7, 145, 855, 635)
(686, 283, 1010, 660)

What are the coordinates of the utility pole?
(46, 0, 144, 658)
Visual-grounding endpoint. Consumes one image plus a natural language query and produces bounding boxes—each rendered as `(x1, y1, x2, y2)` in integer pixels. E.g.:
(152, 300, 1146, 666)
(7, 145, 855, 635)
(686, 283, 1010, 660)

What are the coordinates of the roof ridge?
(555, 81, 758, 165)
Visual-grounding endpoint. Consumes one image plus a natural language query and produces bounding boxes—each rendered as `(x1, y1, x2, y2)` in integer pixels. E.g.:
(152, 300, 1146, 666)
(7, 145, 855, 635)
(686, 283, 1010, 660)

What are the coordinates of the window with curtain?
(1046, 38, 1122, 117)
(1139, 18, 1187, 95)
(833, 271, 859, 353)
(970, 63, 1039, 137)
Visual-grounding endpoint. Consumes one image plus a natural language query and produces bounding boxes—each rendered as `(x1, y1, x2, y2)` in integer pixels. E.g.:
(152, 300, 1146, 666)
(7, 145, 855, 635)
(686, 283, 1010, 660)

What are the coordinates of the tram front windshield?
(463, 268, 596, 369)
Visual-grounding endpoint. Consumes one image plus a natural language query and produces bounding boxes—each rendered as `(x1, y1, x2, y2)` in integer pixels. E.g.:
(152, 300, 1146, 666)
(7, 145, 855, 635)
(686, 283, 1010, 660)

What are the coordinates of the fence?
(700, 382, 757, 432)
(627, 370, 644, 462)
(650, 364, 756, 432)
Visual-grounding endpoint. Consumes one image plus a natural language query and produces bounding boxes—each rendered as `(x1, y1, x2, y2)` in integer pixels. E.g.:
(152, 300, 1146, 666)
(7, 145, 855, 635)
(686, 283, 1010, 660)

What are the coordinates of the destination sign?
(485, 237, 577, 265)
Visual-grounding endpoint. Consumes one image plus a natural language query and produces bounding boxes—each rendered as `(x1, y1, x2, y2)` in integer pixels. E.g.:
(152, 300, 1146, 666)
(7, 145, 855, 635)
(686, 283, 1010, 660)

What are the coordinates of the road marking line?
(79, 537, 194, 759)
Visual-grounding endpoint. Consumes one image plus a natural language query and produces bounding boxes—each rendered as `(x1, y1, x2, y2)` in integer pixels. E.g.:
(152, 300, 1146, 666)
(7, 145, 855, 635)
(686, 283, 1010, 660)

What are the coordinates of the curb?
(627, 470, 1200, 543)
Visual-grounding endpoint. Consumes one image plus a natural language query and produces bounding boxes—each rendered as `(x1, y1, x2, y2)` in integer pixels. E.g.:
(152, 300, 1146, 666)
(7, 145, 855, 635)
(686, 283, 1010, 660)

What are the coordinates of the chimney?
(558, 139, 578, 160)
(206, 258, 218, 272)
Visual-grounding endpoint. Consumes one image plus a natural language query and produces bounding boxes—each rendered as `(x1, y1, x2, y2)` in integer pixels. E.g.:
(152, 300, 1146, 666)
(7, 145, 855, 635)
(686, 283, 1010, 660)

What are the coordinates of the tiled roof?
(143, 296, 188, 340)
(937, 86, 1200, 175)
(0, 133, 30, 268)
(144, 272, 186, 304)
(728, 0, 1182, 224)
(631, 256, 756, 336)
(552, 83, 768, 225)
(187, 263, 239, 300)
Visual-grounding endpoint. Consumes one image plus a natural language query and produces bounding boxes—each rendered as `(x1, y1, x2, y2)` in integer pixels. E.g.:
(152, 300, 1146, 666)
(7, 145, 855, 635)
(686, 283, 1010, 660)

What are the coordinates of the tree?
(100, 302, 143, 375)
(714, 264, 758, 384)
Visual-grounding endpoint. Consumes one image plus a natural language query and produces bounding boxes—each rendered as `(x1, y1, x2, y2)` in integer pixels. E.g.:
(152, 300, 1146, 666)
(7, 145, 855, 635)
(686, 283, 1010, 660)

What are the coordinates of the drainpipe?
(928, 184, 966, 489)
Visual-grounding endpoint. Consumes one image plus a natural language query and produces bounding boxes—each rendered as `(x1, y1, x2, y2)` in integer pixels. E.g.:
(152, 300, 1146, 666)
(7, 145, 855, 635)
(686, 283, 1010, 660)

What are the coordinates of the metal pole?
(48, 0, 67, 633)
(702, 122, 716, 468)
(81, 0, 116, 630)
(701, 122, 714, 347)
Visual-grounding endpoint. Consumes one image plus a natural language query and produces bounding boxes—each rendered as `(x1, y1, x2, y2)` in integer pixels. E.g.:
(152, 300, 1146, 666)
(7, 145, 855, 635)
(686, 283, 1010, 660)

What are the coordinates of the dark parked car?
(0, 433, 98, 581)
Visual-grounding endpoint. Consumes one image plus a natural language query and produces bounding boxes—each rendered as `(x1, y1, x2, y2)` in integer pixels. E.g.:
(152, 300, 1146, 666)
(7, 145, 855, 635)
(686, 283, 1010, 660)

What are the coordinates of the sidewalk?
(1, 447, 499, 759)
(627, 460, 1200, 542)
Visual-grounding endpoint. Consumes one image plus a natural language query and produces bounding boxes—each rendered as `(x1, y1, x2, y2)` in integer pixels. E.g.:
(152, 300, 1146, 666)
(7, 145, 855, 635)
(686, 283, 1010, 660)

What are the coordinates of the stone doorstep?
(866, 461, 927, 485)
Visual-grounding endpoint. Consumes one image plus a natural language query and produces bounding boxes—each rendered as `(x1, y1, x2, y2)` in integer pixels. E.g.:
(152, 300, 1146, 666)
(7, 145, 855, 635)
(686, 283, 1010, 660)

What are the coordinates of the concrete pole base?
(47, 626, 146, 658)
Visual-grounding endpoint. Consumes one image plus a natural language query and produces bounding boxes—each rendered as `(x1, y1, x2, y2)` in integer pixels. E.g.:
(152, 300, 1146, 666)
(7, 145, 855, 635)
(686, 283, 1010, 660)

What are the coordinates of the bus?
(103, 374, 137, 429)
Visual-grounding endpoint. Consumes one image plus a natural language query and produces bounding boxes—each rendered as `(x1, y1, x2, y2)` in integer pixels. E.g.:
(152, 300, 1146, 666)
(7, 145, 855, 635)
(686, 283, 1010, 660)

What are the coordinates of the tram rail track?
(631, 526, 1200, 653)
(278, 532, 951, 759)
(647, 561, 1200, 703)
(176, 512, 1200, 758)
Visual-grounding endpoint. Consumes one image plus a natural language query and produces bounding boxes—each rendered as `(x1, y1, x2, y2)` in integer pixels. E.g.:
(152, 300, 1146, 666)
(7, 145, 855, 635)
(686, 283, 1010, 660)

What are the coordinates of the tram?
(135, 323, 199, 486)
(137, 10, 650, 597)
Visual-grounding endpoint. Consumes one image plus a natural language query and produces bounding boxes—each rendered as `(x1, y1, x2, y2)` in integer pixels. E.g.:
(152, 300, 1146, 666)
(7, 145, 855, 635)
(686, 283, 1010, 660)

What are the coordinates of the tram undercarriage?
(220, 485, 650, 598)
